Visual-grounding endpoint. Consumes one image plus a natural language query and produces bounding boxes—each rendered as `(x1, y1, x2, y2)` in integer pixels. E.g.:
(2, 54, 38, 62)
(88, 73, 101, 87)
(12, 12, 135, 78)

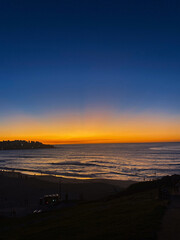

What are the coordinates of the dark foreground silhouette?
(0, 173, 174, 240)
(0, 140, 54, 150)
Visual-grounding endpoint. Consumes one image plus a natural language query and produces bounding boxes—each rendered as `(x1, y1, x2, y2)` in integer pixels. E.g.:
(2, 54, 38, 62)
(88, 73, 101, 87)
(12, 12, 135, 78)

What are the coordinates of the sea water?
(0, 142, 180, 181)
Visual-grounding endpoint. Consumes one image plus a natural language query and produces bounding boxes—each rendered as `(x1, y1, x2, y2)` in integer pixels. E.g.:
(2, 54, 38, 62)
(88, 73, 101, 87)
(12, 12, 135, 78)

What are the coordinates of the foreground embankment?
(0, 170, 135, 217)
(0, 171, 169, 240)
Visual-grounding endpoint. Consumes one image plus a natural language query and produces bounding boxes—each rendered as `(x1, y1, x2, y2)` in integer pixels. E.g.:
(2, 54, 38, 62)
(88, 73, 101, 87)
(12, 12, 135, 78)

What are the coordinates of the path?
(158, 195, 180, 240)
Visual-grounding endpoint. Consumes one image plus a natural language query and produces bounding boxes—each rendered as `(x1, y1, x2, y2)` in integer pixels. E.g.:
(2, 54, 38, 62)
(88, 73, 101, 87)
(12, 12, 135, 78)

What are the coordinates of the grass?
(0, 187, 166, 240)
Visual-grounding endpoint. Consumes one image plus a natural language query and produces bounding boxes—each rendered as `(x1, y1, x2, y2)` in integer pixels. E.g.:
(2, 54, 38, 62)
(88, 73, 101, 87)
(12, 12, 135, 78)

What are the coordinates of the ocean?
(0, 142, 180, 181)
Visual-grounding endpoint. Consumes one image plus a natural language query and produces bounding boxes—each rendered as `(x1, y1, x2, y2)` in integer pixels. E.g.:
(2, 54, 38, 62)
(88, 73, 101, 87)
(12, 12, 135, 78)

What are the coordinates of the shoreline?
(0, 166, 140, 182)
(0, 169, 136, 187)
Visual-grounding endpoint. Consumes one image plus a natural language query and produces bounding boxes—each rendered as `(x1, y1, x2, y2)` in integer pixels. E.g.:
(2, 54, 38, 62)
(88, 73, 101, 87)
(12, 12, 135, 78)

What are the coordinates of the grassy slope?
(0, 188, 166, 240)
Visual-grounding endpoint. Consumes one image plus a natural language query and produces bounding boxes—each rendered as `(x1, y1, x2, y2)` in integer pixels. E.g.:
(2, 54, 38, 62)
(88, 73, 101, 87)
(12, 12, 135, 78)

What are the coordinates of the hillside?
(0, 180, 167, 240)
(0, 140, 54, 150)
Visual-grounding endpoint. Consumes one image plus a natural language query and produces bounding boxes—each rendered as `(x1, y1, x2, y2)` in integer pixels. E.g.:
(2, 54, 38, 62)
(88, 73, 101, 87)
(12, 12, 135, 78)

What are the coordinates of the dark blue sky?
(1, 0, 180, 116)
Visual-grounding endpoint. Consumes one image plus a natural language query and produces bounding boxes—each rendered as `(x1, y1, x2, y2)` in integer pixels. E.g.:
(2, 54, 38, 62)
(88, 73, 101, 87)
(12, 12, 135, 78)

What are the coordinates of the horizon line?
(51, 141, 180, 145)
(1, 139, 180, 145)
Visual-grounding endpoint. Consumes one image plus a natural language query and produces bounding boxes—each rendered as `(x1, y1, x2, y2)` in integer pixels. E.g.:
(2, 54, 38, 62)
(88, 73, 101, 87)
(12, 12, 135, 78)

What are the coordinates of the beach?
(0, 170, 135, 217)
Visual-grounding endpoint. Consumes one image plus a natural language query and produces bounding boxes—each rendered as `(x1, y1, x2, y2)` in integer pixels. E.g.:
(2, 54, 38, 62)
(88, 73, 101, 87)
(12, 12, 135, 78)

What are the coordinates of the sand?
(0, 170, 135, 217)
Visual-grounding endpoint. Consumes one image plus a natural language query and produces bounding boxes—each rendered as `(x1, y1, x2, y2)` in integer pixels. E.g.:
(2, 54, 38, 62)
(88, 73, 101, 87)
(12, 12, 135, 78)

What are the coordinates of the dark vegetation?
(112, 174, 180, 199)
(0, 177, 170, 240)
(0, 140, 54, 150)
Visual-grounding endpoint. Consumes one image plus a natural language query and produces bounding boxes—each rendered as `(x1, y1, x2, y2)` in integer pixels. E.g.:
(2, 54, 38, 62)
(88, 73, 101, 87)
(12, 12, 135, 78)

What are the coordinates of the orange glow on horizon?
(0, 110, 180, 144)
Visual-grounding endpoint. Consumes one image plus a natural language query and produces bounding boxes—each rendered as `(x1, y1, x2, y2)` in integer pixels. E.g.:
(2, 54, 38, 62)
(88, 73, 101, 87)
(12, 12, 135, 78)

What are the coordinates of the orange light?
(0, 110, 180, 144)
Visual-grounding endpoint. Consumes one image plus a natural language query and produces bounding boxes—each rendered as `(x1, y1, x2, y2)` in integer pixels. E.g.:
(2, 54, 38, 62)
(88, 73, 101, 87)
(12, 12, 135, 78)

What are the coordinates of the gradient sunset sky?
(0, 0, 180, 144)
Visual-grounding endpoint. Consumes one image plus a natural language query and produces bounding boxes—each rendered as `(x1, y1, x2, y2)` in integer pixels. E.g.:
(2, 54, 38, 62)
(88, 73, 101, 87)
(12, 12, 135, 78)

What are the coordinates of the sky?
(0, 0, 180, 144)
